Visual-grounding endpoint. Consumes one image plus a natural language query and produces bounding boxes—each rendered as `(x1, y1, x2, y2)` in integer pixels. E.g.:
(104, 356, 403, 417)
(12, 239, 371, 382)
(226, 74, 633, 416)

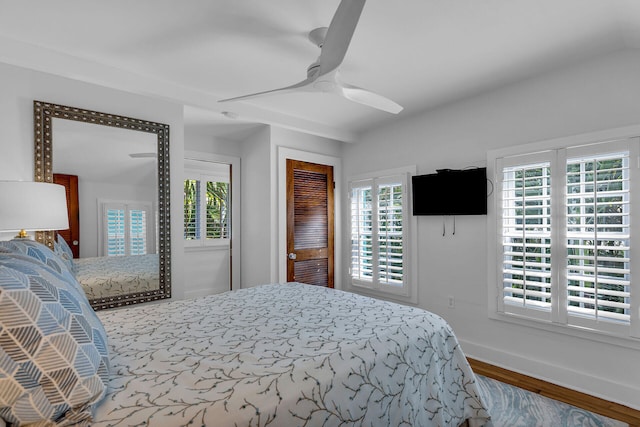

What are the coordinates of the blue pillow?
(55, 234, 75, 274)
(0, 239, 73, 278)
(0, 253, 110, 425)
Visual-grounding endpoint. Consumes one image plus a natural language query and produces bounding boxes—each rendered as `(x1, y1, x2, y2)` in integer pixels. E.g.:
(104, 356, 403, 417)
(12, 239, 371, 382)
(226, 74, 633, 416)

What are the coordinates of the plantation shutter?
(565, 144, 631, 325)
(106, 205, 126, 256)
(184, 171, 229, 245)
(350, 179, 374, 282)
(129, 209, 148, 255)
(184, 179, 201, 240)
(205, 180, 229, 240)
(102, 202, 152, 256)
(493, 137, 640, 339)
(377, 176, 405, 287)
(498, 152, 554, 321)
(350, 174, 407, 292)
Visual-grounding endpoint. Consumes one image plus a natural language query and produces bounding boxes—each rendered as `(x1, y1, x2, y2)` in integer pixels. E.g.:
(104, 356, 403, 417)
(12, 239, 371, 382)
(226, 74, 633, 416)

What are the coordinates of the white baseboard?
(460, 338, 640, 411)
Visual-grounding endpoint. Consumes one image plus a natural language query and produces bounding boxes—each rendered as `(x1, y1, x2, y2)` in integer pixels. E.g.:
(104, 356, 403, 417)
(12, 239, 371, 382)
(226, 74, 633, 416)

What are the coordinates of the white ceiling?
(53, 118, 157, 186)
(2, 0, 640, 142)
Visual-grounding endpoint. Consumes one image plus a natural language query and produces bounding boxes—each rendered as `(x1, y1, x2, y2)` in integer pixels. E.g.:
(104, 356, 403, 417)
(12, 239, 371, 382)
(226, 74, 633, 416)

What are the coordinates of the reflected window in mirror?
(100, 200, 154, 257)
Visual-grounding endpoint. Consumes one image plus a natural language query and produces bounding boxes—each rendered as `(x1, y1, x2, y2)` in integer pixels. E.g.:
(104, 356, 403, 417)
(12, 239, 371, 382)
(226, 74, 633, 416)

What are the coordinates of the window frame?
(488, 127, 640, 346)
(497, 151, 556, 323)
(183, 167, 230, 248)
(348, 165, 418, 304)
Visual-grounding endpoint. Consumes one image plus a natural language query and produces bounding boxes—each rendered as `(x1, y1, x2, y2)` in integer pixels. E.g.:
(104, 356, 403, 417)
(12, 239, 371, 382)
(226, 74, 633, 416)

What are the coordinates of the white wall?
(0, 62, 186, 300)
(240, 126, 274, 286)
(184, 129, 244, 158)
(342, 49, 640, 409)
(182, 246, 230, 297)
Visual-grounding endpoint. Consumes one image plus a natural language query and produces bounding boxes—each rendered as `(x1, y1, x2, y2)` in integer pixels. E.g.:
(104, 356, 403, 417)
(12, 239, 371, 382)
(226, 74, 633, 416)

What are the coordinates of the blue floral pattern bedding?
(74, 254, 158, 299)
(93, 283, 490, 426)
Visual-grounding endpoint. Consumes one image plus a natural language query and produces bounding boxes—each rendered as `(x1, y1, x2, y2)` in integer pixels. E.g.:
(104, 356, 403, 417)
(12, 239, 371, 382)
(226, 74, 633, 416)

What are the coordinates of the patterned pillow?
(0, 253, 110, 425)
(54, 234, 75, 274)
(0, 239, 73, 278)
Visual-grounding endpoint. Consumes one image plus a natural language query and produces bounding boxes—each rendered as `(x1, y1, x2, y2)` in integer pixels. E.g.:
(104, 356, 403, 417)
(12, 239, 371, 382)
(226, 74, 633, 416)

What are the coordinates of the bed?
(51, 234, 159, 300)
(0, 239, 491, 427)
(92, 283, 490, 426)
(73, 254, 159, 299)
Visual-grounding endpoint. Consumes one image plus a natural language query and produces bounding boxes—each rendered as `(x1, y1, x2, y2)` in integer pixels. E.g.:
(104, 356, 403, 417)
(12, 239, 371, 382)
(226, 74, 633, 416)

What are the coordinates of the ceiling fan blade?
(318, 0, 366, 76)
(218, 76, 316, 103)
(340, 82, 403, 114)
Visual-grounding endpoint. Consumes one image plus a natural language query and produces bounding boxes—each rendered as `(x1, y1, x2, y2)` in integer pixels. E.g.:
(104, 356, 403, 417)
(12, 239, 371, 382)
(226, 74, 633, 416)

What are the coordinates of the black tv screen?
(412, 168, 487, 216)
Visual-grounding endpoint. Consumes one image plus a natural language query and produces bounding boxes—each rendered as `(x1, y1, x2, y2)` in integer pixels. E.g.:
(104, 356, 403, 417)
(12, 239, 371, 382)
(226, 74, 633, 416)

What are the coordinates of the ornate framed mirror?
(34, 100, 171, 310)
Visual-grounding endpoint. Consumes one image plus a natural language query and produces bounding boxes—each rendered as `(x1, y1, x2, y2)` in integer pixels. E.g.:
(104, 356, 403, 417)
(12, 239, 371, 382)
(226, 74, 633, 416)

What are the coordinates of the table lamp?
(0, 181, 69, 239)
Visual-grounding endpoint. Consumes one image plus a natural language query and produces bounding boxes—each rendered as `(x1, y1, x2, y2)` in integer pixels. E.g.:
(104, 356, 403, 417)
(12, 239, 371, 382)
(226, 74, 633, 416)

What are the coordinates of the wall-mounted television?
(412, 167, 487, 216)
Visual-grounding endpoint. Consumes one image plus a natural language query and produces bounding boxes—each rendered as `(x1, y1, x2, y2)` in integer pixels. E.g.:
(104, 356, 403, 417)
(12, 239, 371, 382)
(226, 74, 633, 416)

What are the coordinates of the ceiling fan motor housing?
(308, 27, 328, 48)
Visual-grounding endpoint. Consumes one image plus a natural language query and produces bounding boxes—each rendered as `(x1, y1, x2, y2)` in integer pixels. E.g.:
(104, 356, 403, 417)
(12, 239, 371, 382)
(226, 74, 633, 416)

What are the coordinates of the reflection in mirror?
(34, 101, 171, 310)
(55, 119, 158, 299)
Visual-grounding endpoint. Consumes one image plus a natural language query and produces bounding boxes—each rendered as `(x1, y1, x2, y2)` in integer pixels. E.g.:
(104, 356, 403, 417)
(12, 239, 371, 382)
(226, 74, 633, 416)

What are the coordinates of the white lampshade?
(0, 181, 69, 236)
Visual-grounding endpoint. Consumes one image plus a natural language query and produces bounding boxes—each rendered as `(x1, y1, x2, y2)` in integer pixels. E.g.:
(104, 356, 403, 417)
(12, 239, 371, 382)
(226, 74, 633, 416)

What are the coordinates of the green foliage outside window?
(184, 179, 229, 240)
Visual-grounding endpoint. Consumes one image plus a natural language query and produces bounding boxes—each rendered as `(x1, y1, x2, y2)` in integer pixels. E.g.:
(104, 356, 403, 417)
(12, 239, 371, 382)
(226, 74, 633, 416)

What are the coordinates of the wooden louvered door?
(53, 173, 80, 258)
(286, 159, 334, 288)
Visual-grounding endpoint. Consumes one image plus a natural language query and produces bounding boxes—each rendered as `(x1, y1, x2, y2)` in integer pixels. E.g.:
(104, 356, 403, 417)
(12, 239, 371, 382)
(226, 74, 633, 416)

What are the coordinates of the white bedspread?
(74, 254, 158, 299)
(93, 283, 490, 426)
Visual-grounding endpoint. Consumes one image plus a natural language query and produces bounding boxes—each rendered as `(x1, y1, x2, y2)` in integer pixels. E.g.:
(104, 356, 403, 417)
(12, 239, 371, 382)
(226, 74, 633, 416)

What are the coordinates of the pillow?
(0, 239, 73, 278)
(54, 234, 75, 274)
(0, 253, 110, 425)
(0, 240, 86, 299)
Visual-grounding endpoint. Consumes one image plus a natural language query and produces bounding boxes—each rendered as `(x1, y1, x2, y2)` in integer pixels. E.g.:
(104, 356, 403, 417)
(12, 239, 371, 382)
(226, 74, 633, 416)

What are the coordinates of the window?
(500, 158, 553, 319)
(101, 201, 153, 256)
(566, 151, 630, 324)
(491, 137, 640, 340)
(184, 173, 229, 246)
(349, 167, 416, 302)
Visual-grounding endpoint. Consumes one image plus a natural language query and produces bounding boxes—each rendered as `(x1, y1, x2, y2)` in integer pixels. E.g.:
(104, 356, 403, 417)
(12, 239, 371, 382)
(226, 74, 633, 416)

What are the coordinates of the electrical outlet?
(448, 295, 455, 309)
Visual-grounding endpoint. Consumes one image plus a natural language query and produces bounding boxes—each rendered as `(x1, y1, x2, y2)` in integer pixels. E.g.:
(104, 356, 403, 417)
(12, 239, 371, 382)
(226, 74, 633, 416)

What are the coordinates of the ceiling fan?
(219, 0, 403, 114)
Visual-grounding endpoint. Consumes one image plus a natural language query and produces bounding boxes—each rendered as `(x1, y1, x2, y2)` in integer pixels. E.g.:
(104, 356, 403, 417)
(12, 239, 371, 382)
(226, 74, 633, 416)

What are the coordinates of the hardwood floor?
(467, 358, 640, 427)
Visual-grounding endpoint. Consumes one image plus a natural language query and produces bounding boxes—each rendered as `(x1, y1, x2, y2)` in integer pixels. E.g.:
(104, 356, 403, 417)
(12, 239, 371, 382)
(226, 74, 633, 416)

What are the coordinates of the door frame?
(184, 150, 241, 291)
(278, 147, 342, 288)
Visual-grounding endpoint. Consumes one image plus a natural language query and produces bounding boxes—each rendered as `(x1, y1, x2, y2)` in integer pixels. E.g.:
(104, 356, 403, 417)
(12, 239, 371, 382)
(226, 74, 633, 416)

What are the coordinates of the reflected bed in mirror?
(34, 101, 171, 310)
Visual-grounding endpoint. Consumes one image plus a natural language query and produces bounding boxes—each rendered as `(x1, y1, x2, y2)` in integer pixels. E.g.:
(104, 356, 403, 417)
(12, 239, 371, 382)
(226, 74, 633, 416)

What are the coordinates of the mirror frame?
(33, 100, 171, 310)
